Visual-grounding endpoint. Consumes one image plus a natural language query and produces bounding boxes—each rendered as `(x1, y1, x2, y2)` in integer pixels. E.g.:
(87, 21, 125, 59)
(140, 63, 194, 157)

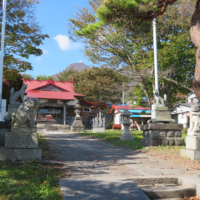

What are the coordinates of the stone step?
(138, 184, 196, 199)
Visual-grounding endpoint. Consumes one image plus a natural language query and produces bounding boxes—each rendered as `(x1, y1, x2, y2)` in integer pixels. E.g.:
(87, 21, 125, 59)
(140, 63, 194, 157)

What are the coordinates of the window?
(83, 107, 91, 112)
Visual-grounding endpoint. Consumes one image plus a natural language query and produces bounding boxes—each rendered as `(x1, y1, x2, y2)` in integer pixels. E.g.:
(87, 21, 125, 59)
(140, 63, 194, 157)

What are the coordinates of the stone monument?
(0, 97, 41, 161)
(120, 110, 134, 141)
(141, 90, 184, 147)
(92, 109, 105, 133)
(181, 104, 200, 160)
(71, 99, 85, 132)
(4, 84, 27, 122)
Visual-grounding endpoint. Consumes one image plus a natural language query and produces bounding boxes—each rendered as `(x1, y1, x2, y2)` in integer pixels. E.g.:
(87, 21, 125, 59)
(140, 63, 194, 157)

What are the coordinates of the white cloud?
(36, 57, 42, 61)
(42, 49, 48, 55)
(54, 34, 81, 50)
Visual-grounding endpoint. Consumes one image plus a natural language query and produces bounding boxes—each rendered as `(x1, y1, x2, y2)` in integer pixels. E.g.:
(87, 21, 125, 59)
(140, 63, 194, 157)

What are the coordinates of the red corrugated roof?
(23, 79, 75, 93)
(26, 90, 76, 100)
(110, 105, 150, 114)
(23, 79, 85, 100)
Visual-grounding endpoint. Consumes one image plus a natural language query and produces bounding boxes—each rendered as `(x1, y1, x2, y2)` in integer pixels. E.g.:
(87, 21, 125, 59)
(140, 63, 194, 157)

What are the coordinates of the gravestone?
(71, 99, 85, 132)
(141, 90, 184, 147)
(92, 109, 105, 133)
(181, 104, 200, 160)
(0, 97, 41, 161)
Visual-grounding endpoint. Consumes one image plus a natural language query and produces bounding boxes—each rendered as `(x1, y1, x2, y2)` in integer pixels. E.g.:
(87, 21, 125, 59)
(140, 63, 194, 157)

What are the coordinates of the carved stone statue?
(10, 84, 27, 104)
(153, 90, 167, 107)
(11, 97, 39, 128)
(188, 105, 200, 135)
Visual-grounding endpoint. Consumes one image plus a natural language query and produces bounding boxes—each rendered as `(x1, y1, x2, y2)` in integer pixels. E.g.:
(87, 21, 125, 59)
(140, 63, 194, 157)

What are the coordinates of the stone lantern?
(71, 99, 85, 132)
(120, 110, 134, 141)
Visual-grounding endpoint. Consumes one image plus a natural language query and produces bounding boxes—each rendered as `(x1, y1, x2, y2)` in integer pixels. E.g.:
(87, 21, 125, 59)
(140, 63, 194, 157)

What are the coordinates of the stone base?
(93, 127, 105, 133)
(141, 123, 184, 147)
(141, 138, 184, 147)
(181, 149, 200, 160)
(120, 134, 134, 141)
(5, 132, 38, 149)
(0, 147, 41, 161)
(71, 127, 85, 132)
(186, 136, 200, 150)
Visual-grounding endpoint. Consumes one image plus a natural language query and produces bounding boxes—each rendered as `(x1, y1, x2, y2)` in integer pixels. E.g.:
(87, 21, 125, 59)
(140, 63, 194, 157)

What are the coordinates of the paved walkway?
(43, 132, 200, 200)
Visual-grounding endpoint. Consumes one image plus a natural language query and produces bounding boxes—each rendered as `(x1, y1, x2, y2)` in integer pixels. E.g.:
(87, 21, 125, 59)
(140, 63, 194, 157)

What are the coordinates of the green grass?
(78, 130, 187, 151)
(78, 130, 145, 150)
(0, 135, 64, 200)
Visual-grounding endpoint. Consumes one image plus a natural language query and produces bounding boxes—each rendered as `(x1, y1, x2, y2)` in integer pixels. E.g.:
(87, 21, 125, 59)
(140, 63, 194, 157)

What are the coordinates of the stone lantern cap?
(121, 109, 131, 125)
(121, 109, 131, 117)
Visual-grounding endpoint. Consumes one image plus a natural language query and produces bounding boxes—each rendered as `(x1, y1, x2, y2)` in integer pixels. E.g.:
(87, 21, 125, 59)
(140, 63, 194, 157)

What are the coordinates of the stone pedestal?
(148, 106, 175, 123)
(0, 122, 11, 146)
(181, 136, 200, 160)
(0, 126, 41, 161)
(93, 127, 105, 133)
(141, 123, 184, 147)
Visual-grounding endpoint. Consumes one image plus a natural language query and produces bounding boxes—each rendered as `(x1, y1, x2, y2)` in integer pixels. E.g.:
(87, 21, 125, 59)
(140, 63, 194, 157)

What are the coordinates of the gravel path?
(43, 132, 200, 199)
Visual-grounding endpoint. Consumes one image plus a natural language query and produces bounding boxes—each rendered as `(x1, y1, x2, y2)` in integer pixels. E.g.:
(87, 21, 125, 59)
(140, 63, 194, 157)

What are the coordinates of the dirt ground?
(143, 146, 200, 171)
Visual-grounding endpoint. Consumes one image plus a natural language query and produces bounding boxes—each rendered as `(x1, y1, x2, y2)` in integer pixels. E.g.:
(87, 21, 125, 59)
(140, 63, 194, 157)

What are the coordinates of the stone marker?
(71, 99, 85, 132)
(120, 110, 134, 141)
(93, 109, 105, 133)
(0, 97, 41, 162)
(141, 90, 184, 147)
(181, 104, 200, 160)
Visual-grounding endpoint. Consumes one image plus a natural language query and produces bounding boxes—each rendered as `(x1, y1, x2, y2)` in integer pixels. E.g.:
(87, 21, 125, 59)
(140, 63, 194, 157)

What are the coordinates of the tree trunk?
(191, 0, 200, 101)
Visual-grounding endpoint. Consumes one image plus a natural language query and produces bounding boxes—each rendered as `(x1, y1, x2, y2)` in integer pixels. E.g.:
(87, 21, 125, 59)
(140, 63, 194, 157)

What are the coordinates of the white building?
(171, 93, 199, 128)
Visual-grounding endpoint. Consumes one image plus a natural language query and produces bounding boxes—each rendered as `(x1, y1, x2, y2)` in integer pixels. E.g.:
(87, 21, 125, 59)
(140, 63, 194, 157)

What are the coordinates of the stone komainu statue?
(188, 105, 200, 135)
(10, 84, 27, 103)
(11, 97, 39, 128)
(153, 90, 167, 107)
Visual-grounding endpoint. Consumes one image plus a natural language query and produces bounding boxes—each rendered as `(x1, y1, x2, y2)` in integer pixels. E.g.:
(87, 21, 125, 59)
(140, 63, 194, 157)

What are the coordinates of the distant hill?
(53, 62, 90, 80)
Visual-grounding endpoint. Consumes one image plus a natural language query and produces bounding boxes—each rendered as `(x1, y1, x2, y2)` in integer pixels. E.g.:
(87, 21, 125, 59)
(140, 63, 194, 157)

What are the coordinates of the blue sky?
(26, 0, 92, 78)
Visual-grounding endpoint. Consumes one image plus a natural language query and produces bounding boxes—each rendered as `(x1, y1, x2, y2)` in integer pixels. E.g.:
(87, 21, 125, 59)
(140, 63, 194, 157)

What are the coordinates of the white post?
(153, 18, 159, 91)
(0, 0, 7, 103)
(121, 82, 125, 130)
(63, 105, 66, 125)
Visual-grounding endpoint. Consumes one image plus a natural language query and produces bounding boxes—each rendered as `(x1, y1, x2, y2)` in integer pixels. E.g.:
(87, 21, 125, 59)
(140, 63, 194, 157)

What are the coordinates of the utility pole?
(153, 18, 159, 91)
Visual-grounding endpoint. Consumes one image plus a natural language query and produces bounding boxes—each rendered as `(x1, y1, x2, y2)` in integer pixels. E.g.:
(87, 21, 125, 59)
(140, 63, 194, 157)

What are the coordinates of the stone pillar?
(63, 105, 66, 125)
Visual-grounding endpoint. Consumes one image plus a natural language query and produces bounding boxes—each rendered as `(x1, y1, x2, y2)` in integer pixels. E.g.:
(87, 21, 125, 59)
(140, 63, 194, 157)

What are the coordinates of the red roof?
(110, 105, 150, 114)
(26, 90, 76, 100)
(23, 79, 75, 93)
(23, 79, 85, 100)
(81, 99, 96, 105)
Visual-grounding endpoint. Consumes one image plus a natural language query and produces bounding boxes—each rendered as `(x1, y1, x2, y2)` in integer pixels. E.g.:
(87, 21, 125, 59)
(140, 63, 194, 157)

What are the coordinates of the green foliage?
(58, 66, 127, 103)
(0, 0, 49, 80)
(36, 75, 54, 80)
(69, 0, 196, 107)
(23, 74, 34, 80)
(75, 0, 174, 36)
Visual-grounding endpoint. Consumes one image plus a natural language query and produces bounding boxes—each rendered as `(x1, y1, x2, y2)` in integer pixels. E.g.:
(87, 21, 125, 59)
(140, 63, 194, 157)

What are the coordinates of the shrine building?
(22, 78, 97, 126)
